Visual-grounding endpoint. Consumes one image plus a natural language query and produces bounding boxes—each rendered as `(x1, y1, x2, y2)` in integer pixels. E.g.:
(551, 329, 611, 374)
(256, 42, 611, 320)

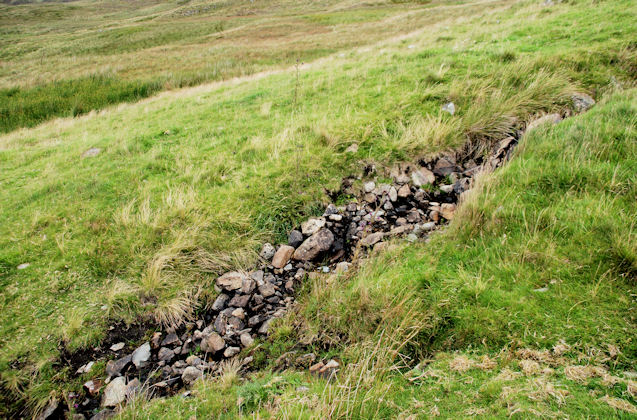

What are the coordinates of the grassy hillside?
(0, 0, 635, 416)
(118, 89, 637, 419)
(1, 0, 476, 133)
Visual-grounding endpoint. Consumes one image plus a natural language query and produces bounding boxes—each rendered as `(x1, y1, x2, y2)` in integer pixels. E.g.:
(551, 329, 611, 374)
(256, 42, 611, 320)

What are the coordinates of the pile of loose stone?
(65, 97, 597, 419)
(71, 140, 511, 419)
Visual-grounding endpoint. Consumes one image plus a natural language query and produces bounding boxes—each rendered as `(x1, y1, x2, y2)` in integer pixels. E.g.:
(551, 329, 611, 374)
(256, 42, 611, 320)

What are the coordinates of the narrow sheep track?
(45, 97, 594, 420)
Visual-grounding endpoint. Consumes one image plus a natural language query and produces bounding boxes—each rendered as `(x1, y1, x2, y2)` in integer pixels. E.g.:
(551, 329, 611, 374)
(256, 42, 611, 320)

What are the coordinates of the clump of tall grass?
(0, 76, 163, 134)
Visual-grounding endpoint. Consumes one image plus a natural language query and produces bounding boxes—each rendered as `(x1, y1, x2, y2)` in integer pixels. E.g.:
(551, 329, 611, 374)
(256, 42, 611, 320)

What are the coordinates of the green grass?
(0, 0, 469, 133)
(0, 0, 635, 417)
(119, 85, 637, 420)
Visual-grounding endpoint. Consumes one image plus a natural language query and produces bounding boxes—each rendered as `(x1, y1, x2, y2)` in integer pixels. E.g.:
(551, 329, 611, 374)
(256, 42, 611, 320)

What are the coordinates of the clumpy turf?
(0, 0, 635, 416)
(120, 88, 637, 420)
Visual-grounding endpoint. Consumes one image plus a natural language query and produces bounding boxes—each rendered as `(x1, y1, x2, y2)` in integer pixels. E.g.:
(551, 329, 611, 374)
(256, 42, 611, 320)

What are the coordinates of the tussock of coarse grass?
(599, 395, 637, 414)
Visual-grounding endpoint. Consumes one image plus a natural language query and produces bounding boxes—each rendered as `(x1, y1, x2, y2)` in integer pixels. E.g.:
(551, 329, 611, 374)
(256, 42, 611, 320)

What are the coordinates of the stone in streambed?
(433, 157, 456, 176)
(288, 230, 304, 247)
(301, 217, 326, 235)
(106, 354, 131, 377)
(132, 342, 150, 368)
(182, 366, 203, 385)
(441, 203, 456, 220)
(411, 168, 435, 186)
(240, 332, 254, 347)
(212, 293, 229, 311)
(272, 245, 295, 268)
(158, 347, 175, 362)
(102, 377, 127, 407)
(360, 232, 384, 247)
(201, 332, 225, 353)
(216, 271, 247, 291)
(293, 229, 334, 261)
(258, 282, 276, 297)
(224, 346, 241, 358)
(161, 333, 180, 347)
(397, 184, 411, 198)
(259, 243, 276, 260)
(229, 294, 250, 308)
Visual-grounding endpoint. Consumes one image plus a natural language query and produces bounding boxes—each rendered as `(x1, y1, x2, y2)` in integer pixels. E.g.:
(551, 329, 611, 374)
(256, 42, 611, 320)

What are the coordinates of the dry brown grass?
(600, 395, 637, 414)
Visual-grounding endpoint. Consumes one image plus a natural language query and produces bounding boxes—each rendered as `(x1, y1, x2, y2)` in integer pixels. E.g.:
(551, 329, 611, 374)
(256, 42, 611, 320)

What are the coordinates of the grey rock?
(526, 113, 561, 132)
(241, 277, 256, 294)
(150, 331, 162, 349)
(440, 203, 456, 220)
(231, 307, 246, 319)
(345, 143, 358, 153)
(125, 378, 141, 398)
(258, 318, 274, 334)
(389, 225, 413, 236)
(258, 282, 276, 297)
(442, 102, 455, 115)
(250, 270, 264, 285)
(224, 346, 241, 358)
(76, 361, 94, 374)
(301, 217, 326, 235)
(240, 332, 254, 347)
(17, 263, 30, 270)
(296, 353, 316, 366)
(272, 245, 295, 268)
(293, 228, 334, 261)
(360, 232, 384, 247)
(421, 222, 437, 231)
(83, 379, 101, 395)
(132, 342, 151, 368)
(201, 332, 225, 353)
(161, 333, 180, 347)
(102, 377, 127, 407)
(397, 184, 411, 198)
(158, 347, 175, 362)
(186, 355, 203, 367)
(259, 243, 276, 260)
(406, 210, 421, 223)
(323, 204, 339, 216)
(440, 184, 454, 193)
(216, 271, 247, 291)
(388, 186, 398, 202)
(110, 342, 125, 352)
(572, 93, 595, 112)
(90, 410, 114, 420)
(105, 354, 131, 377)
(288, 230, 304, 248)
(453, 178, 471, 194)
(229, 294, 250, 307)
(35, 398, 59, 420)
(411, 168, 435, 186)
(212, 293, 229, 311)
(248, 314, 263, 327)
(335, 262, 350, 273)
(363, 181, 376, 193)
(181, 366, 203, 385)
(433, 157, 456, 176)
